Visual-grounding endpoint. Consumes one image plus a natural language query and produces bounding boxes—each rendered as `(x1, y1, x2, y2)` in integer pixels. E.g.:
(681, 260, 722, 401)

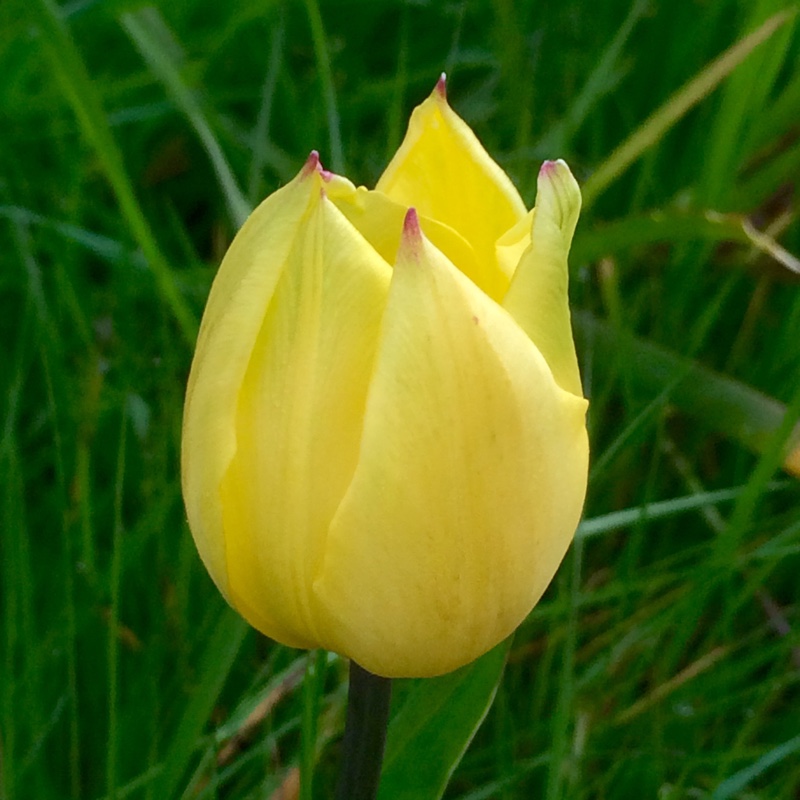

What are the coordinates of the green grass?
(2, 0, 799, 798)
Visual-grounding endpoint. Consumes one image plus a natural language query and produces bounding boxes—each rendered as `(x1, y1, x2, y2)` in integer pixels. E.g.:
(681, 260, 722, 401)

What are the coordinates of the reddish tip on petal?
(435, 72, 447, 99)
(539, 160, 558, 177)
(302, 150, 321, 178)
(301, 150, 333, 181)
(403, 207, 421, 239)
(400, 208, 423, 262)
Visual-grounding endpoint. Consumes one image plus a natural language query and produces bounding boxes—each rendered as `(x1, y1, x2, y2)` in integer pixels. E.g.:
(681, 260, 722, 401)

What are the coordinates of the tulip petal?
(502, 160, 583, 397)
(222, 191, 392, 648)
(496, 208, 534, 283)
(183, 160, 317, 611)
(376, 80, 527, 299)
(314, 211, 589, 678)
(183, 159, 391, 647)
(324, 173, 486, 292)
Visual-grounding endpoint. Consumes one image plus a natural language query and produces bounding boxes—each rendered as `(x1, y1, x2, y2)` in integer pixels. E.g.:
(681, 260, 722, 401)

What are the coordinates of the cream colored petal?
(182, 159, 319, 610)
(502, 160, 583, 397)
(376, 78, 527, 300)
(314, 211, 589, 678)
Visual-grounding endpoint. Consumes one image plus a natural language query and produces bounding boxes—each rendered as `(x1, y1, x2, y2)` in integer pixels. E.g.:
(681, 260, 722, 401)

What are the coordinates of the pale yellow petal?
(376, 79, 527, 299)
(314, 211, 589, 678)
(183, 157, 391, 647)
(221, 190, 391, 648)
(182, 158, 318, 610)
(502, 160, 583, 397)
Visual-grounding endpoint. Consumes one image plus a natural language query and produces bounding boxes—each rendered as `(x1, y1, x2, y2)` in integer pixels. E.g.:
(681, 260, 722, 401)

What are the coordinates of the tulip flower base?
(182, 74, 589, 794)
(335, 661, 392, 800)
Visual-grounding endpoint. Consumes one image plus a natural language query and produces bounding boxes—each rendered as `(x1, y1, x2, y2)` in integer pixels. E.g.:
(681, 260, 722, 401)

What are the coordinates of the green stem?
(335, 661, 392, 800)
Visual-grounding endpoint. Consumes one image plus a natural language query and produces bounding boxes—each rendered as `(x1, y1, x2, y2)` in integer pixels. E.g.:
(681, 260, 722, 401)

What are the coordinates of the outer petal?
(183, 158, 391, 647)
(502, 160, 583, 397)
(376, 78, 527, 300)
(313, 211, 589, 678)
(182, 162, 318, 608)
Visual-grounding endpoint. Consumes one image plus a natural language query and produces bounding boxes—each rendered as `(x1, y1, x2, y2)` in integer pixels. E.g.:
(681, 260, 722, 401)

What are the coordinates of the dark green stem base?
(335, 661, 392, 800)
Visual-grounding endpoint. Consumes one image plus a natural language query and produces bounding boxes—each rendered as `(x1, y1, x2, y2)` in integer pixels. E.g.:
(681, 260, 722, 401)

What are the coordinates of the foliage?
(1, 0, 799, 798)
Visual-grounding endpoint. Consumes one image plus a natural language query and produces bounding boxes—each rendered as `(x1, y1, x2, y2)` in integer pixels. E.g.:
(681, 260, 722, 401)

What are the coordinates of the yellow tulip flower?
(182, 77, 589, 678)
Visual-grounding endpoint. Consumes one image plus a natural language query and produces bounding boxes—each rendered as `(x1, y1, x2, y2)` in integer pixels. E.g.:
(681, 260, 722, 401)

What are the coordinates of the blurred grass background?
(2, 0, 800, 798)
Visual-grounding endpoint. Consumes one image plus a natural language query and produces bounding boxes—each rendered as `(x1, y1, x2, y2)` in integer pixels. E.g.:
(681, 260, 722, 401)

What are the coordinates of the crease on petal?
(182, 162, 319, 608)
(502, 160, 584, 397)
(313, 212, 589, 678)
(376, 83, 527, 300)
(218, 182, 392, 648)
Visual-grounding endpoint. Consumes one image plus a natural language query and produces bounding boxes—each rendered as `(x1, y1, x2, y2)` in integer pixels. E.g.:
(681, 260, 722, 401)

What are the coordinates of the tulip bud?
(182, 79, 589, 678)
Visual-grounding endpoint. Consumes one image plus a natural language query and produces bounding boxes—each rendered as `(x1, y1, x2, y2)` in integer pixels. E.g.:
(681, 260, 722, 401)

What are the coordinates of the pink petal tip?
(301, 150, 333, 181)
(539, 160, 558, 177)
(301, 150, 321, 178)
(435, 72, 447, 99)
(403, 207, 421, 239)
(400, 208, 423, 261)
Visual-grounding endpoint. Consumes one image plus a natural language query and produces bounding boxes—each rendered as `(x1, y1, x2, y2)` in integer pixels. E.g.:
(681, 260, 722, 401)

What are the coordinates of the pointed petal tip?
(403, 206, 422, 242)
(536, 159, 581, 229)
(301, 150, 320, 178)
(539, 159, 557, 176)
(301, 150, 333, 181)
(399, 208, 422, 262)
(539, 159, 570, 178)
(435, 72, 447, 99)
(403, 207, 421, 236)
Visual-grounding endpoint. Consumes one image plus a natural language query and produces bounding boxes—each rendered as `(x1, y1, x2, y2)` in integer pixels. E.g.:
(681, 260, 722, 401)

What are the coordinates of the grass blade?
(106, 411, 128, 800)
(577, 480, 791, 540)
(573, 209, 800, 274)
(120, 7, 251, 228)
(535, 0, 650, 155)
(28, 0, 198, 344)
(299, 650, 327, 800)
(581, 7, 798, 206)
(712, 733, 800, 800)
(576, 312, 800, 476)
(303, 0, 345, 173)
(378, 641, 510, 800)
(152, 611, 248, 800)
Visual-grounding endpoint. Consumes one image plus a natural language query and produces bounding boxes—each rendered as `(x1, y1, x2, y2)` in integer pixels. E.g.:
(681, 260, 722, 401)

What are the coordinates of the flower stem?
(335, 661, 392, 800)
